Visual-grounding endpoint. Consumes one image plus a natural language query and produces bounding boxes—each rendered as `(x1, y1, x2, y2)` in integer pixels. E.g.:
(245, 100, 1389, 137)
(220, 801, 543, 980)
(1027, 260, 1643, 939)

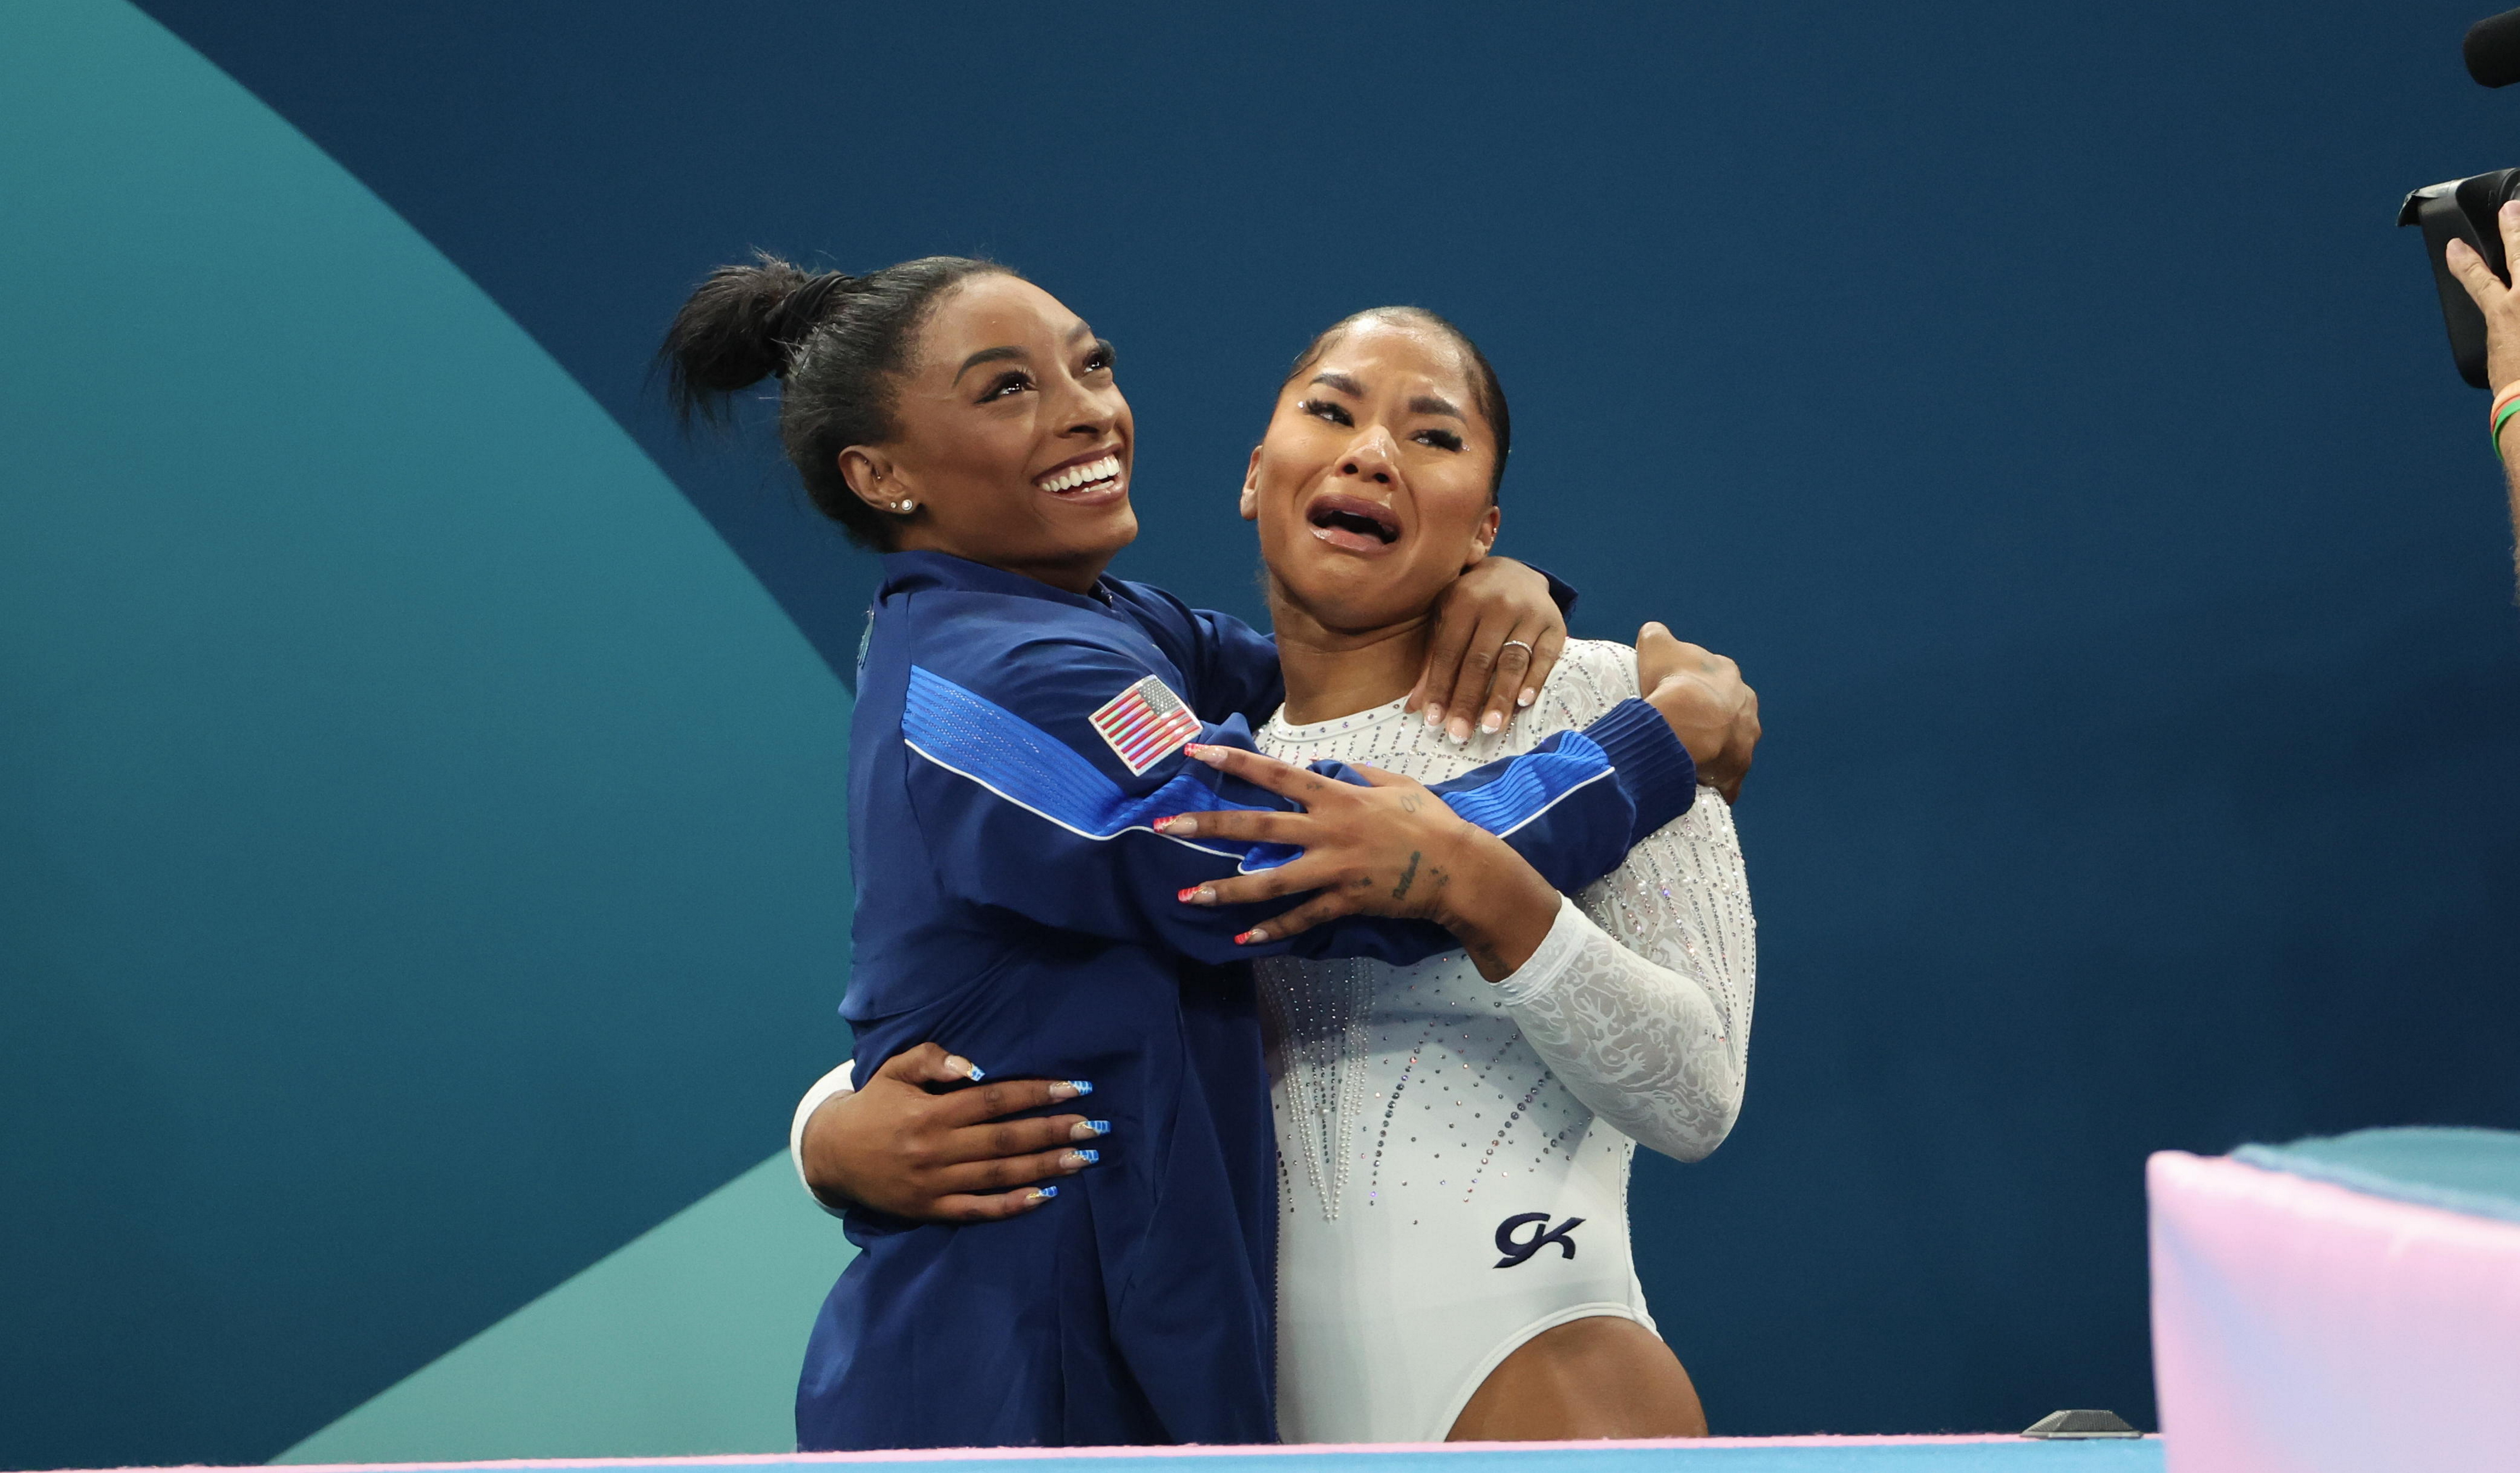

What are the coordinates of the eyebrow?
(1306, 371, 1463, 422)
(954, 324, 1097, 385)
(955, 346, 1026, 384)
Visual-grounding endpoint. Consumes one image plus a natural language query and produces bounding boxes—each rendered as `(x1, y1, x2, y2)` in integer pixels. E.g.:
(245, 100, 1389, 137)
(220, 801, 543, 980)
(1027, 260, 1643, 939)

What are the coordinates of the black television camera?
(2403, 10, 2520, 386)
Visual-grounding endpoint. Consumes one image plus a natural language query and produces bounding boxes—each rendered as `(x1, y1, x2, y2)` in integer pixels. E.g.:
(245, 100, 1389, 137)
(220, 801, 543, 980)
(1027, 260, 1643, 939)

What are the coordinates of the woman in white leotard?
(797, 306, 1756, 1441)
(1226, 307, 1752, 1441)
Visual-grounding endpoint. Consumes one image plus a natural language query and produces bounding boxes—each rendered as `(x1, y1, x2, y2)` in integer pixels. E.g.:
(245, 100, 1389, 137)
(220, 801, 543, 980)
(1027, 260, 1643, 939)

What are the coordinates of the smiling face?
(1243, 313, 1502, 635)
(840, 273, 1135, 591)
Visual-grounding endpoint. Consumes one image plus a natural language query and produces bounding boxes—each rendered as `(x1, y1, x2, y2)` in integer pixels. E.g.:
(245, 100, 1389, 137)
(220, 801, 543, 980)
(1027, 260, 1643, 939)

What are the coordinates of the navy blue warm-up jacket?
(796, 551, 1696, 1452)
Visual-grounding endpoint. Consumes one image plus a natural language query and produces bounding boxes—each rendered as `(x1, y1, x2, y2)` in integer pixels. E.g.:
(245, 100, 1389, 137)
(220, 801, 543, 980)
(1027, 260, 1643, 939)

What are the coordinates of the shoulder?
(893, 610, 1202, 791)
(1523, 638, 1639, 732)
(896, 590, 1174, 703)
(1102, 577, 1222, 657)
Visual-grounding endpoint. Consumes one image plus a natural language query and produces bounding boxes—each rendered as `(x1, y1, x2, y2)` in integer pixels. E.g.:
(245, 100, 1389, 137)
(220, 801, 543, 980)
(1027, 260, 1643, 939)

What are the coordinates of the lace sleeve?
(1490, 788, 1756, 1162)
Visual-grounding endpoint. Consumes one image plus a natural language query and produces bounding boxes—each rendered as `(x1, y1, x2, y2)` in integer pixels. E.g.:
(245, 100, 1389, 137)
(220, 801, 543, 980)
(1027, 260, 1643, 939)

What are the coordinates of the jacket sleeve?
(898, 640, 1683, 968)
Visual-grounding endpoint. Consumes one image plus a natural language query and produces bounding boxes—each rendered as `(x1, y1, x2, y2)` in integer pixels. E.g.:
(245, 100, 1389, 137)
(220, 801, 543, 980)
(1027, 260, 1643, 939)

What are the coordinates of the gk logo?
(1493, 1211, 1585, 1268)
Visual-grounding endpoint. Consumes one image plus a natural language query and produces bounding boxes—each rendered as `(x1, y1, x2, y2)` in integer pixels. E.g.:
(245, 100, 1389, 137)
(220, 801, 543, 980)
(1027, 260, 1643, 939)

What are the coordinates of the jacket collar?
(877, 550, 1117, 610)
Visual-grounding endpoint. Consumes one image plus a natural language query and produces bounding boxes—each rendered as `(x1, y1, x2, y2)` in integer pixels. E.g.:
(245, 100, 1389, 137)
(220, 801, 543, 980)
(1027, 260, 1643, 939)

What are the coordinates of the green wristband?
(2494, 398, 2520, 455)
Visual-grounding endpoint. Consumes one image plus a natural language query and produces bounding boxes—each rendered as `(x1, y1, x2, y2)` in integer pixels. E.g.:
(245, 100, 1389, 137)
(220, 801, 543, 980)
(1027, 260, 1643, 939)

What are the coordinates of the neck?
(1268, 584, 1434, 725)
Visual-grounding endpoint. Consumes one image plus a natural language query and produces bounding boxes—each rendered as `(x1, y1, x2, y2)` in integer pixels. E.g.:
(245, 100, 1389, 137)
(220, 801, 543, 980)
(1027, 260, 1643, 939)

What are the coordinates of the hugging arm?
(804, 777, 1757, 1216)
(1180, 557, 1576, 737)
(901, 644, 1689, 968)
(794, 1046, 1105, 1221)
(824, 633, 1760, 1218)
(1494, 792, 1756, 1162)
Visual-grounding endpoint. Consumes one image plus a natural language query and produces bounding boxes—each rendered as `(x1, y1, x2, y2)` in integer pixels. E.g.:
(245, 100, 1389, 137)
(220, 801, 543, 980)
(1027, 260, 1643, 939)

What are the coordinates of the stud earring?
(894, 499, 916, 513)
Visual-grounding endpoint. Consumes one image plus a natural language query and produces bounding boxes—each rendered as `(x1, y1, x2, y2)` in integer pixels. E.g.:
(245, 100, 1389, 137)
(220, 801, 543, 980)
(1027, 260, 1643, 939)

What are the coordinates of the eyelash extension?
(1086, 339, 1117, 372)
(981, 371, 1034, 402)
(1417, 429, 1464, 451)
(1299, 398, 1354, 426)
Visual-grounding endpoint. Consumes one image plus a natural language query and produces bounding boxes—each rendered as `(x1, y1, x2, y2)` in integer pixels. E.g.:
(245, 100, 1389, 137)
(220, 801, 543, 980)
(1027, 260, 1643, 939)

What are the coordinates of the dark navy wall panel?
(8, 0, 2519, 1457)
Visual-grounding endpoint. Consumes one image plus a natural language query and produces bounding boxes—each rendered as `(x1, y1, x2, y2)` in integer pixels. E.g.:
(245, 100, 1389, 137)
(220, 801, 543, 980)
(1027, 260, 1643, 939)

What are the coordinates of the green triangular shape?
(277, 1153, 856, 1463)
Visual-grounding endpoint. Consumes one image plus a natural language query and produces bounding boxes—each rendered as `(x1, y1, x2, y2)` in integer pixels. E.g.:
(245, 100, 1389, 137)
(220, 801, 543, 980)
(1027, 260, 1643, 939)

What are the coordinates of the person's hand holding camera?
(2445, 199, 2520, 398)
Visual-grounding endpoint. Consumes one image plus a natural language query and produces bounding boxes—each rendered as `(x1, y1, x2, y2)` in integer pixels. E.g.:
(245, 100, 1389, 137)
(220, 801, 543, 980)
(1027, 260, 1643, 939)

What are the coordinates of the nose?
(1051, 364, 1120, 440)
(1339, 427, 1401, 485)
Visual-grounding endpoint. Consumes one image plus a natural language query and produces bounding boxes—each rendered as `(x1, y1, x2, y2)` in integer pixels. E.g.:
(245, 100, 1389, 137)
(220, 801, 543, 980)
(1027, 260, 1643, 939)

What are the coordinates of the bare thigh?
(1445, 1316, 1708, 1441)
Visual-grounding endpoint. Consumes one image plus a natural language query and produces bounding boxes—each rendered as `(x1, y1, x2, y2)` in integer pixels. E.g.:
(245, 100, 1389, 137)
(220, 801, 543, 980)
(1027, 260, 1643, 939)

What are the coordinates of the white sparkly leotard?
(1254, 638, 1756, 1444)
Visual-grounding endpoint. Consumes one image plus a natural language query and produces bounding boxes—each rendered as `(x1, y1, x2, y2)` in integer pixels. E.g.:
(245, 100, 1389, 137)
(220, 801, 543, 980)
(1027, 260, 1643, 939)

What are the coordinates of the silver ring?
(1499, 640, 1535, 657)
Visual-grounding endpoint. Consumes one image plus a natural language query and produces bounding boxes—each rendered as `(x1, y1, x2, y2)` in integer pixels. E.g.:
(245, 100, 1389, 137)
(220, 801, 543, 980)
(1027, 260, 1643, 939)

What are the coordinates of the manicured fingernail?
(1048, 1079, 1093, 1101)
(1446, 718, 1470, 745)
(1027, 1186, 1059, 1203)
(966, 1064, 986, 1081)
(1180, 884, 1215, 904)
(1063, 1149, 1100, 1168)
(1165, 818, 1200, 838)
(1186, 746, 1226, 767)
(1480, 711, 1502, 734)
(1071, 1118, 1110, 1140)
(1423, 703, 1444, 728)
(944, 1054, 982, 1082)
(1235, 927, 1268, 945)
(1518, 688, 1537, 708)
(1153, 816, 1173, 832)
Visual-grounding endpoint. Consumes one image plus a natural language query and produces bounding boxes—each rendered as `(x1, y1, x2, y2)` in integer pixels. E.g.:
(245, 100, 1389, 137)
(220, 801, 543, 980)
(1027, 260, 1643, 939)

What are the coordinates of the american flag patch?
(1088, 674, 1202, 776)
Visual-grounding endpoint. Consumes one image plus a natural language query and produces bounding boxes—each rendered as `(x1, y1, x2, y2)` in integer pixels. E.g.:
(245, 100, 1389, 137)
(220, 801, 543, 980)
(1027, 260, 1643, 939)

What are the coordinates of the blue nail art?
(1068, 1080, 1095, 1096)
(1088, 1120, 1111, 1135)
(1036, 1185, 1058, 1199)
(1073, 1149, 1100, 1164)
(966, 1065, 986, 1082)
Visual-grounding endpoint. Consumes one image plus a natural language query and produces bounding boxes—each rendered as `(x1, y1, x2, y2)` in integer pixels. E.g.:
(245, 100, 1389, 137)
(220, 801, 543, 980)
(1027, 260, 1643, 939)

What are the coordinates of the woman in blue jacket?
(662, 254, 1704, 1451)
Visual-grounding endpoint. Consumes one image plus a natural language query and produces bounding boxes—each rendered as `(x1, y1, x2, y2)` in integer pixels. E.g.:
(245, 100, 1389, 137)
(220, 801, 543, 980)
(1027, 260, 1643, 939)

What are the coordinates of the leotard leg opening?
(1431, 1303, 1652, 1442)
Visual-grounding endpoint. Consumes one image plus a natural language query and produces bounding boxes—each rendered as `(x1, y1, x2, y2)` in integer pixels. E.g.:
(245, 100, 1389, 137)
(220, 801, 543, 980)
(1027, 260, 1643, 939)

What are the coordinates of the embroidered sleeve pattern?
(1490, 788, 1756, 1163)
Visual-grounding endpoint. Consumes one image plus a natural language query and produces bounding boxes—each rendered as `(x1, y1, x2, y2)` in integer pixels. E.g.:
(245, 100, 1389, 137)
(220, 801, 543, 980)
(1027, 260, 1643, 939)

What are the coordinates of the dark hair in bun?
(660, 251, 1012, 549)
(1282, 306, 1511, 499)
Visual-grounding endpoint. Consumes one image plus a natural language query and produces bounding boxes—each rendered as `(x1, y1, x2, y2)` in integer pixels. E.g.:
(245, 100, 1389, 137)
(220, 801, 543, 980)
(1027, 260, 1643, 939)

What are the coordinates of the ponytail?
(659, 251, 1011, 549)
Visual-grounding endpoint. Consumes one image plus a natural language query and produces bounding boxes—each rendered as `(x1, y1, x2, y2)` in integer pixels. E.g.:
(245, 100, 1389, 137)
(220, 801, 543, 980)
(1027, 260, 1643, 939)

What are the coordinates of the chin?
(1065, 502, 1138, 562)
(1277, 555, 1438, 632)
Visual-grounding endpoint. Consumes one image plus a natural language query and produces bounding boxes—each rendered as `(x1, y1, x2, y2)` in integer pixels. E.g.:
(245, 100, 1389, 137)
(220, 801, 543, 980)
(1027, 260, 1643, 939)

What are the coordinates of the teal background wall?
(0, 2, 857, 1465)
(8, 0, 2520, 1467)
(275, 1157, 845, 1465)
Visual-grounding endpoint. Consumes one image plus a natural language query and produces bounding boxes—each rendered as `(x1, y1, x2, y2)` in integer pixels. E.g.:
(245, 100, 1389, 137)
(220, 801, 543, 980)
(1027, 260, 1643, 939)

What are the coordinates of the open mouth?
(1305, 492, 1401, 552)
(1037, 452, 1124, 499)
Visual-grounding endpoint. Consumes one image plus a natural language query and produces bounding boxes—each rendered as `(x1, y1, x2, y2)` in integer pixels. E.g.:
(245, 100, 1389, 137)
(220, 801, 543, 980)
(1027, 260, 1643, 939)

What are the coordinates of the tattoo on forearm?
(1391, 852, 1421, 902)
